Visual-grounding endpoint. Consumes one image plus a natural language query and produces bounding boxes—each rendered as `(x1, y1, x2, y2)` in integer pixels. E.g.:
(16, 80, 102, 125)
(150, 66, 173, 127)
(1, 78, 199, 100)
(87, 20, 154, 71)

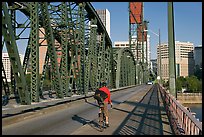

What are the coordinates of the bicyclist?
(97, 81, 112, 127)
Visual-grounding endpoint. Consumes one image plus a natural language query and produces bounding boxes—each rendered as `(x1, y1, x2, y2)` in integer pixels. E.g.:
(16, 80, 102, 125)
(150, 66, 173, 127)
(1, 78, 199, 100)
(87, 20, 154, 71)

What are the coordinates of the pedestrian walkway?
(2, 92, 94, 117)
(71, 85, 173, 135)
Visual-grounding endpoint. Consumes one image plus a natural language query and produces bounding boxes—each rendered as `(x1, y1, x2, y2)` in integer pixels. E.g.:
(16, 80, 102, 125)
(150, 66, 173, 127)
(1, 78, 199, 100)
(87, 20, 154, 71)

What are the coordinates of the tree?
(176, 77, 182, 92)
(196, 80, 202, 92)
(194, 65, 202, 80)
(185, 76, 200, 92)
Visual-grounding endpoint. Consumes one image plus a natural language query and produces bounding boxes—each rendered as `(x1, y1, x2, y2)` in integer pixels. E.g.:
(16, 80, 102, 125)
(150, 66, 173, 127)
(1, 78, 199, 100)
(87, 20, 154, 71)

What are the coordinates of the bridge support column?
(168, 2, 177, 99)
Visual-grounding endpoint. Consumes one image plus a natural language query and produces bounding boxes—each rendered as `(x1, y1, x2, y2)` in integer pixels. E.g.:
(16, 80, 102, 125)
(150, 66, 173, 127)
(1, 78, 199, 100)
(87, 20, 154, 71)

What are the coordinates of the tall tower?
(129, 2, 143, 60)
(129, 2, 150, 84)
(96, 9, 110, 38)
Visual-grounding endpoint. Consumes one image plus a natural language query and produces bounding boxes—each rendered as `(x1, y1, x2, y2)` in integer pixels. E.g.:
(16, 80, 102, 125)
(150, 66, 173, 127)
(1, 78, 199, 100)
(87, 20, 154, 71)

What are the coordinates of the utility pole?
(146, 29, 161, 84)
(129, 3, 132, 49)
(168, 2, 177, 99)
(145, 21, 149, 83)
(142, 21, 144, 84)
(159, 29, 162, 84)
(146, 22, 148, 82)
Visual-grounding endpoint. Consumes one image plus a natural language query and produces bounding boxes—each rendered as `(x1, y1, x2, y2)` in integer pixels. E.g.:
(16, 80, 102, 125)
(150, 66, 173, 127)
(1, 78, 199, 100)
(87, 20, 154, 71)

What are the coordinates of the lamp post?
(158, 29, 162, 85)
(144, 20, 149, 83)
(144, 29, 162, 84)
(141, 22, 144, 84)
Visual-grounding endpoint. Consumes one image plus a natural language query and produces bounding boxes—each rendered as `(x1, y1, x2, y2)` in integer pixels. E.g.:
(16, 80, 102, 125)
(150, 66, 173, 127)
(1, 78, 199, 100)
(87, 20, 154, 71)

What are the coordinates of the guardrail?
(158, 84, 202, 135)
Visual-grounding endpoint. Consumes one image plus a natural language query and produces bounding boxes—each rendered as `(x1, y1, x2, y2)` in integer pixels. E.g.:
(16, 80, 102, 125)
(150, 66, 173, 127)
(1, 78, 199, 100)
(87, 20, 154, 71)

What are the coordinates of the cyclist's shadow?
(72, 114, 102, 132)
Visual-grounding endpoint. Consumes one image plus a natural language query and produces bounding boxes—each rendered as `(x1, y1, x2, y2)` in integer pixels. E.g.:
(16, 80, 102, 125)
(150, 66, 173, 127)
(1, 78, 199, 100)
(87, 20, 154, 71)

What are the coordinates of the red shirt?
(99, 86, 112, 104)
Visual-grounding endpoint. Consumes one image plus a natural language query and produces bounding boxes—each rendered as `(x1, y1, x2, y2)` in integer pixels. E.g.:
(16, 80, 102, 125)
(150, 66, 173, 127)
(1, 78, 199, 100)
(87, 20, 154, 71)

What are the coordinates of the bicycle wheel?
(103, 113, 106, 128)
(2, 95, 9, 106)
(99, 107, 105, 132)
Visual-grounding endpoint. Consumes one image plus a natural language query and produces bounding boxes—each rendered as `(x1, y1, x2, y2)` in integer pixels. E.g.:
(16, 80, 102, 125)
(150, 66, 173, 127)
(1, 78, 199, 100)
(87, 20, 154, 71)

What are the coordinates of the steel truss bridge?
(2, 2, 140, 105)
(2, 2, 202, 135)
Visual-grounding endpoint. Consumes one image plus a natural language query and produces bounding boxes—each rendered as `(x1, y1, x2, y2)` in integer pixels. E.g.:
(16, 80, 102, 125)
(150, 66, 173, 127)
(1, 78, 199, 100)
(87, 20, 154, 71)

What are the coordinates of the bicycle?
(2, 95, 9, 106)
(98, 103, 106, 132)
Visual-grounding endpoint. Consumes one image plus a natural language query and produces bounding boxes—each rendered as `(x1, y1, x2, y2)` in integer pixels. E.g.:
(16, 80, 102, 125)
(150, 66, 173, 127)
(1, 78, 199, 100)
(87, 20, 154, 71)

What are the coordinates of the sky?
(2, 2, 202, 60)
(92, 2, 202, 59)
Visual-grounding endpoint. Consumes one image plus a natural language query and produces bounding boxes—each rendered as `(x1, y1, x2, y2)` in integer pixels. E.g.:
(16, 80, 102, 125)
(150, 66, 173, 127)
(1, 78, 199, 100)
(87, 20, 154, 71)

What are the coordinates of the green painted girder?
(168, 2, 176, 98)
(43, 2, 72, 97)
(83, 2, 111, 46)
(2, 2, 31, 105)
(84, 18, 97, 93)
(96, 34, 102, 87)
(22, 40, 31, 74)
(59, 2, 70, 97)
(109, 48, 115, 89)
(90, 40, 98, 90)
(115, 47, 136, 88)
(40, 2, 64, 98)
(122, 55, 127, 86)
(29, 2, 40, 102)
(96, 33, 105, 87)
(2, 2, 116, 103)
(104, 47, 111, 86)
(74, 2, 86, 95)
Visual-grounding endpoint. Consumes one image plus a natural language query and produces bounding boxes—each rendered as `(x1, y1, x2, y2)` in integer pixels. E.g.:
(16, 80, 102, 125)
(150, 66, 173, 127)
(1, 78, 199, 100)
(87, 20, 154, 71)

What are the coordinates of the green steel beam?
(115, 48, 136, 88)
(97, 33, 105, 87)
(70, 2, 86, 95)
(115, 50, 122, 88)
(168, 2, 177, 99)
(2, 2, 127, 105)
(84, 18, 97, 93)
(76, 3, 86, 95)
(100, 34, 106, 84)
(90, 20, 98, 91)
(123, 54, 127, 86)
(60, 2, 69, 97)
(40, 2, 63, 98)
(109, 48, 115, 89)
(83, 2, 112, 46)
(29, 2, 40, 102)
(2, 2, 31, 105)
(22, 40, 31, 74)
(104, 47, 110, 85)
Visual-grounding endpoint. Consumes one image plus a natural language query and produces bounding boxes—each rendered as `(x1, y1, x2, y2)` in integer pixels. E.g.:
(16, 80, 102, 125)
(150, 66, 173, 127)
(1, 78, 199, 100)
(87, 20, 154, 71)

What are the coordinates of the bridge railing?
(158, 84, 202, 135)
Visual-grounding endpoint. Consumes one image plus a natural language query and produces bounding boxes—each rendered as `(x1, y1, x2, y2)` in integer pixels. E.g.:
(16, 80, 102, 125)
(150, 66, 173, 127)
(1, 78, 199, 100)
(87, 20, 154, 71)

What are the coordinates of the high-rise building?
(157, 41, 194, 81)
(96, 9, 110, 38)
(150, 59, 157, 76)
(2, 53, 24, 82)
(194, 45, 202, 67)
(114, 41, 129, 48)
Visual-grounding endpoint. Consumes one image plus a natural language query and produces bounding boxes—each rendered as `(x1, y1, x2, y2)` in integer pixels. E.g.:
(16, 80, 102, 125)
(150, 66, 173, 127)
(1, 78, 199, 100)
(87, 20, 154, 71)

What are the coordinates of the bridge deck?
(71, 85, 173, 135)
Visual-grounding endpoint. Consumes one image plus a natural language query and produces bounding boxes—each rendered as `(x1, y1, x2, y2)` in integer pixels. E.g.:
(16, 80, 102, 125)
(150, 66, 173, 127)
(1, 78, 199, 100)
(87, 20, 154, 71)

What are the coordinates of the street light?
(144, 29, 162, 84)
